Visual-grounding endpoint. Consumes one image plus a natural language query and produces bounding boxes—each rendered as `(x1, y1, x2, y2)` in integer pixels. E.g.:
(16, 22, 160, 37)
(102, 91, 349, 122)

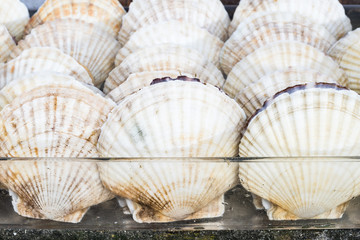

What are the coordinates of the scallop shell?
(224, 41, 347, 98)
(0, 72, 101, 110)
(239, 160, 360, 220)
(0, 25, 16, 63)
(0, 0, 29, 41)
(104, 44, 225, 94)
(229, 0, 351, 39)
(106, 70, 195, 103)
(115, 20, 224, 67)
(0, 159, 114, 223)
(97, 80, 245, 222)
(0, 47, 93, 90)
(328, 28, 360, 93)
(221, 12, 336, 75)
(25, 0, 126, 37)
(12, 19, 120, 87)
(118, 0, 230, 45)
(235, 69, 340, 118)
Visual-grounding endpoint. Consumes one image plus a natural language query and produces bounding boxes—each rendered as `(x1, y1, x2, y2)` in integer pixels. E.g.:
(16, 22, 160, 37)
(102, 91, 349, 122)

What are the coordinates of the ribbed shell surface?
(25, 0, 126, 37)
(229, 0, 351, 39)
(221, 12, 336, 75)
(0, 25, 16, 63)
(115, 21, 224, 68)
(117, 0, 229, 45)
(0, 0, 29, 41)
(11, 19, 120, 87)
(224, 41, 347, 98)
(104, 45, 225, 94)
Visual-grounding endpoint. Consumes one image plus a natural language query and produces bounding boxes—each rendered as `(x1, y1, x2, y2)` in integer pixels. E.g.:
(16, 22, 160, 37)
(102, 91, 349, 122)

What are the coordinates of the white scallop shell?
(118, 0, 229, 45)
(0, 25, 16, 63)
(12, 19, 120, 87)
(0, 0, 29, 41)
(106, 70, 195, 103)
(235, 69, 340, 118)
(0, 159, 114, 222)
(224, 41, 347, 98)
(0, 72, 101, 110)
(115, 20, 223, 67)
(221, 12, 336, 75)
(239, 160, 360, 220)
(97, 81, 245, 222)
(229, 0, 351, 39)
(25, 0, 126, 37)
(0, 47, 93, 90)
(328, 28, 360, 93)
(104, 44, 225, 94)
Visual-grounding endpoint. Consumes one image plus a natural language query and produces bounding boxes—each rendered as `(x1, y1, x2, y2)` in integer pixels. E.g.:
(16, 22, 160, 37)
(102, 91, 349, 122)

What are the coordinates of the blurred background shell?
(0, 25, 16, 63)
(0, 0, 29, 41)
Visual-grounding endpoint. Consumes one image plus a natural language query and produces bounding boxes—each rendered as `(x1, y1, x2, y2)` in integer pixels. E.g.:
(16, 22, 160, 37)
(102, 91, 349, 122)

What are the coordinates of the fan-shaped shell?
(25, 0, 126, 37)
(328, 28, 360, 93)
(224, 41, 347, 98)
(97, 80, 245, 222)
(0, 47, 93, 90)
(239, 160, 360, 220)
(106, 71, 195, 103)
(229, 0, 351, 39)
(115, 21, 223, 67)
(104, 44, 225, 94)
(221, 12, 336, 75)
(0, 25, 15, 63)
(0, 0, 29, 41)
(235, 70, 339, 118)
(0, 159, 114, 222)
(118, 0, 229, 45)
(12, 19, 120, 87)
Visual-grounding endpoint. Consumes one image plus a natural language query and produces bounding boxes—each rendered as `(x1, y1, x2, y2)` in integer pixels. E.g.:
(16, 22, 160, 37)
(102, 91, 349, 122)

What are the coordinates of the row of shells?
(1, 0, 360, 225)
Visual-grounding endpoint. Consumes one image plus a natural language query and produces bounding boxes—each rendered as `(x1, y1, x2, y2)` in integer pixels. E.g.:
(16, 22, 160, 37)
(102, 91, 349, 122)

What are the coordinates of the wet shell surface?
(221, 12, 336, 75)
(97, 81, 245, 222)
(25, 0, 126, 37)
(0, 0, 29, 41)
(239, 160, 360, 220)
(104, 44, 225, 94)
(106, 70, 195, 103)
(12, 19, 120, 87)
(229, 0, 351, 39)
(235, 69, 340, 118)
(115, 21, 224, 67)
(0, 25, 16, 63)
(0, 47, 93, 90)
(224, 41, 347, 98)
(0, 159, 114, 222)
(328, 28, 360, 93)
(117, 0, 230, 45)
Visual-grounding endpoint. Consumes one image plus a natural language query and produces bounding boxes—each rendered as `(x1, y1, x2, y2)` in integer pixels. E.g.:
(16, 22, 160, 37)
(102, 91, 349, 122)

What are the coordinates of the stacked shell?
(224, 1, 355, 220)
(12, 0, 125, 88)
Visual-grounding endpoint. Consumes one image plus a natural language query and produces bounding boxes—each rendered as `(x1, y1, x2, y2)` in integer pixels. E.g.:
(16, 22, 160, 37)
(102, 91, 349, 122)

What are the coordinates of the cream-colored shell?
(221, 12, 336, 75)
(117, 0, 230, 45)
(0, 0, 29, 41)
(97, 81, 245, 222)
(104, 44, 225, 94)
(229, 0, 351, 39)
(239, 160, 360, 220)
(12, 19, 120, 87)
(0, 47, 93, 90)
(0, 25, 16, 63)
(0, 159, 114, 222)
(224, 41, 347, 98)
(235, 70, 340, 118)
(115, 21, 224, 67)
(328, 28, 360, 93)
(0, 72, 101, 110)
(25, 0, 126, 37)
(106, 70, 195, 103)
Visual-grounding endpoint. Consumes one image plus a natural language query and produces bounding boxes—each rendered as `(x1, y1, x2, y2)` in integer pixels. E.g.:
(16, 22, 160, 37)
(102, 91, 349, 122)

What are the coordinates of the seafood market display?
(0, 0, 358, 225)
